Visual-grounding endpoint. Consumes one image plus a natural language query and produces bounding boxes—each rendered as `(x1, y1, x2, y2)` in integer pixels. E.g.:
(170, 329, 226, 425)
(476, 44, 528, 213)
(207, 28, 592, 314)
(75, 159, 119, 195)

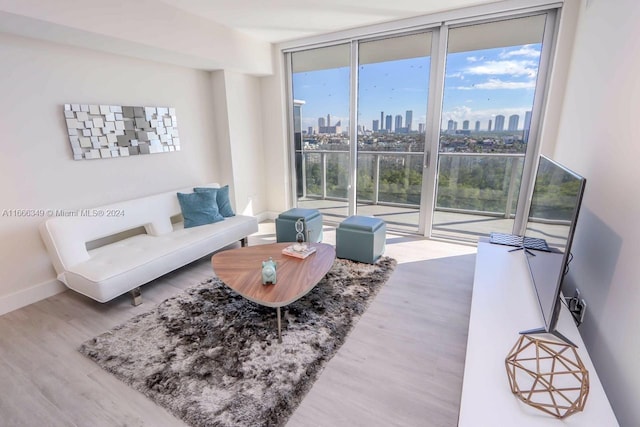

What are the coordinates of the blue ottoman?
(275, 208, 323, 243)
(336, 216, 386, 264)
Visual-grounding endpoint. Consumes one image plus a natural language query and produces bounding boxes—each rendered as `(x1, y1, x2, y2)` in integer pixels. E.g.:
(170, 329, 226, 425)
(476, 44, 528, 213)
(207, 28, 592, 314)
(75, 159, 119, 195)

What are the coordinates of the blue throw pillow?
(177, 191, 224, 228)
(194, 185, 235, 217)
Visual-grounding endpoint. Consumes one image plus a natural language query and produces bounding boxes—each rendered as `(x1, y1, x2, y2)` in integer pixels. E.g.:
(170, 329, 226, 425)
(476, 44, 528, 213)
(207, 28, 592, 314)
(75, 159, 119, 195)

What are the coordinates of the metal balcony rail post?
(505, 156, 520, 219)
(373, 153, 380, 204)
(321, 152, 327, 199)
(301, 152, 307, 198)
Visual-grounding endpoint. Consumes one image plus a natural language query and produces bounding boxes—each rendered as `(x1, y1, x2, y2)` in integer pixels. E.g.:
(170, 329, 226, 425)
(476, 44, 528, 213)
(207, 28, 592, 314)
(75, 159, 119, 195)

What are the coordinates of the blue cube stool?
(275, 208, 323, 243)
(336, 216, 386, 264)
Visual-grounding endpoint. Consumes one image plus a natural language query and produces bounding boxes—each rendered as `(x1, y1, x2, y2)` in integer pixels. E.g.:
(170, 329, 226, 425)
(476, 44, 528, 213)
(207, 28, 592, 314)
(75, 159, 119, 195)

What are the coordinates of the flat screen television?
(521, 155, 586, 346)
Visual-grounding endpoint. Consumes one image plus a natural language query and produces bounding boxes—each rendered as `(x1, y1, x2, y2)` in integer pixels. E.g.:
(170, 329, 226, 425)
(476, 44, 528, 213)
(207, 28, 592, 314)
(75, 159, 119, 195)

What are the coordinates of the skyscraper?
(380, 111, 384, 130)
(327, 114, 331, 127)
(405, 110, 413, 131)
(495, 115, 505, 131)
(395, 115, 403, 132)
(385, 115, 392, 131)
(308, 126, 313, 135)
(508, 114, 519, 131)
(488, 119, 492, 132)
(373, 120, 379, 131)
(318, 117, 326, 128)
(418, 123, 425, 133)
(523, 110, 532, 142)
(447, 119, 455, 132)
(293, 101, 303, 150)
(462, 120, 469, 130)
(475, 120, 481, 132)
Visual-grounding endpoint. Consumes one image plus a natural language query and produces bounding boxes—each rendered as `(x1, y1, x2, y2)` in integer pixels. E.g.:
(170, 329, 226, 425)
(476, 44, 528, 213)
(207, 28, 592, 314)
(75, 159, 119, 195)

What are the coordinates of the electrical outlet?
(567, 291, 586, 326)
(579, 299, 587, 324)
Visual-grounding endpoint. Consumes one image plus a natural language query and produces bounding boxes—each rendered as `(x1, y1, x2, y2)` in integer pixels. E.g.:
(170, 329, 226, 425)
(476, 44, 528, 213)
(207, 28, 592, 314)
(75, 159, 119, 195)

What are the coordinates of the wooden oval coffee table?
(211, 242, 336, 342)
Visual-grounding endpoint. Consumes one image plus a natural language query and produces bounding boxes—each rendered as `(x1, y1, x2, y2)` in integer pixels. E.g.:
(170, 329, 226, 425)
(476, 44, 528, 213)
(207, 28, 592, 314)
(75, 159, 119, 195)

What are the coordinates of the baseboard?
(0, 279, 67, 317)
(256, 211, 279, 222)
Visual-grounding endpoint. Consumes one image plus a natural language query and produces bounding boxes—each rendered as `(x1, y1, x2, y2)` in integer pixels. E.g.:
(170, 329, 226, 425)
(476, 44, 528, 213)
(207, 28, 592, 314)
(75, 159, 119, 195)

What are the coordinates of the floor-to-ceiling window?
(286, 7, 558, 242)
(432, 14, 548, 241)
(291, 44, 351, 220)
(356, 33, 431, 232)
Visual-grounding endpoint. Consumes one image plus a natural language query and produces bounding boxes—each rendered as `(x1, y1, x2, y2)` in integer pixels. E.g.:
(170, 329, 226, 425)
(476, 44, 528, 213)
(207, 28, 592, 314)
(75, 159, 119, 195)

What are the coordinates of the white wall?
(210, 71, 235, 191)
(536, 0, 580, 156)
(552, 0, 640, 425)
(0, 33, 221, 312)
(210, 70, 268, 217)
(224, 71, 267, 216)
(260, 45, 292, 214)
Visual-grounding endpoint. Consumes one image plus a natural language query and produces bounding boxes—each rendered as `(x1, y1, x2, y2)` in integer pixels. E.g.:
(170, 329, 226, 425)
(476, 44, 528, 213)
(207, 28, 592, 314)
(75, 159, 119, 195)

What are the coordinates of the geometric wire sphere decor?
(505, 334, 590, 419)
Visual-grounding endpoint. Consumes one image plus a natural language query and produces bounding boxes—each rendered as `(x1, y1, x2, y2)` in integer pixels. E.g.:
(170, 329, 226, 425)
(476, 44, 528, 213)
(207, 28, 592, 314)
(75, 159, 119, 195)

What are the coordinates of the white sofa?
(39, 183, 258, 304)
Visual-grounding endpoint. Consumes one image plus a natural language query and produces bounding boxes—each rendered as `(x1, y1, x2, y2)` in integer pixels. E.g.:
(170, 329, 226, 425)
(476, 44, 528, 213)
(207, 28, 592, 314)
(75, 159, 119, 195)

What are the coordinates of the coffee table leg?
(277, 307, 282, 343)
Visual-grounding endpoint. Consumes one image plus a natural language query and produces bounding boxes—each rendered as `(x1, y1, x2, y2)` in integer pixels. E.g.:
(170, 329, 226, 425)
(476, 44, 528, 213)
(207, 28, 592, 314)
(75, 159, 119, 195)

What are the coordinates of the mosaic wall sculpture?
(63, 104, 180, 160)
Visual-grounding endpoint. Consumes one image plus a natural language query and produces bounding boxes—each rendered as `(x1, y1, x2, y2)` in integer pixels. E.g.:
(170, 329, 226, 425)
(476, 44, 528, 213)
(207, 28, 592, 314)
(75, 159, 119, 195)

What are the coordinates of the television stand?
(458, 239, 618, 426)
(508, 245, 537, 257)
(490, 232, 550, 252)
(519, 326, 577, 348)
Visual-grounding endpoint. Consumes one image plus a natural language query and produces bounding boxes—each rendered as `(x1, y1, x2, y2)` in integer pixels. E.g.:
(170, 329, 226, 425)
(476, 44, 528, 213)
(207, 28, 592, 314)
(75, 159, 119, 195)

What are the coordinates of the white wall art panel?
(63, 104, 181, 160)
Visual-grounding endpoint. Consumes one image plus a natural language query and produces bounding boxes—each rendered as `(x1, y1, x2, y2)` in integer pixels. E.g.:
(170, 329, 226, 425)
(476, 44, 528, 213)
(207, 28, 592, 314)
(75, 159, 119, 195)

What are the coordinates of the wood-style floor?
(0, 222, 477, 427)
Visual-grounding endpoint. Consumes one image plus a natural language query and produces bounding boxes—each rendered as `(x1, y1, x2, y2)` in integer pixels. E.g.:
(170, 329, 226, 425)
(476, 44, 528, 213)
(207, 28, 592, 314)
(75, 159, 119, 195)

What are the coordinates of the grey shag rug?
(79, 256, 397, 427)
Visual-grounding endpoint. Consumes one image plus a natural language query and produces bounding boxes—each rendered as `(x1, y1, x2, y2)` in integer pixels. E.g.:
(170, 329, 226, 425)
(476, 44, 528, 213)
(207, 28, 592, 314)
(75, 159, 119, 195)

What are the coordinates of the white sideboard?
(458, 239, 619, 426)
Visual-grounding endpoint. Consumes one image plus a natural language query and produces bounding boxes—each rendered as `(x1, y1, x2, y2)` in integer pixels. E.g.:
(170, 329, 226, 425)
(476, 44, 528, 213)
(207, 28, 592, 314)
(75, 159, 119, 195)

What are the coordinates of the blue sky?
(292, 43, 542, 132)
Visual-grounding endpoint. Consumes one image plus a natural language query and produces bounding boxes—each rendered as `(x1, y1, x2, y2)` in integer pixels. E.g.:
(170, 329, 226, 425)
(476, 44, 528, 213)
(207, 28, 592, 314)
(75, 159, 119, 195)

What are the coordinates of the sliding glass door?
(356, 33, 431, 232)
(289, 35, 432, 233)
(286, 8, 558, 241)
(432, 15, 549, 241)
(291, 44, 351, 220)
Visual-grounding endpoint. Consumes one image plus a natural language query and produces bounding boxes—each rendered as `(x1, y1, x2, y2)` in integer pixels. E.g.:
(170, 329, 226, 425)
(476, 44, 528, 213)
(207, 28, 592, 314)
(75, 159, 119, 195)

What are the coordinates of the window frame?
(283, 2, 561, 238)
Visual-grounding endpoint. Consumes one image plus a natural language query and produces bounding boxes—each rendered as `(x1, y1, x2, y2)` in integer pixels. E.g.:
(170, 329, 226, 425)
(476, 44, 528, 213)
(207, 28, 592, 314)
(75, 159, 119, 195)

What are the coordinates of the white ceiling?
(157, 0, 495, 43)
(0, 0, 499, 72)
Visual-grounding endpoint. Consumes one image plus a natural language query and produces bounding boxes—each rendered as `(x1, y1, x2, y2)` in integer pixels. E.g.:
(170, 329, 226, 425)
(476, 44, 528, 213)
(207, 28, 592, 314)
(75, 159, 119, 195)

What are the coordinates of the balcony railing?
(296, 149, 525, 219)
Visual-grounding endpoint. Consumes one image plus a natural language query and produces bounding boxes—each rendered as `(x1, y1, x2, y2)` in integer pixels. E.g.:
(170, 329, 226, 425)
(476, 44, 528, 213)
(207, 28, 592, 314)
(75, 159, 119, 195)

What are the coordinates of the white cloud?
(500, 45, 541, 58)
(446, 72, 465, 79)
(453, 78, 536, 90)
(466, 56, 482, 62)
(446, 105, 473, 119)
(475, 79, 536, 90)
(466, 60, 538, 77)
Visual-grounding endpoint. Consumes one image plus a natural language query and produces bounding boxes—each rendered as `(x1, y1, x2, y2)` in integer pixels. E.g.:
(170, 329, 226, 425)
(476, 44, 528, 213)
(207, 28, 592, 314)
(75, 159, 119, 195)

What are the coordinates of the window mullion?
(348, 41, 359, 217)
(420, 25, 449, 237)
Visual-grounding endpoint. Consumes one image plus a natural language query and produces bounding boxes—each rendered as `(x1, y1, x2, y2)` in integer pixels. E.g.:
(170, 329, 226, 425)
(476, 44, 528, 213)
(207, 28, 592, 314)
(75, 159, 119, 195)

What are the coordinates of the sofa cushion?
(194, 185, 235, 217)
(177, 191, 224, 228)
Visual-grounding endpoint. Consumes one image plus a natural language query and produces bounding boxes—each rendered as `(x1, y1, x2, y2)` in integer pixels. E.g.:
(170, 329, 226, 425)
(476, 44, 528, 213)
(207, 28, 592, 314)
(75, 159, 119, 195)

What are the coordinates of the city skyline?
(292, 43, 542, 134)
(309, 109, 532, 134)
